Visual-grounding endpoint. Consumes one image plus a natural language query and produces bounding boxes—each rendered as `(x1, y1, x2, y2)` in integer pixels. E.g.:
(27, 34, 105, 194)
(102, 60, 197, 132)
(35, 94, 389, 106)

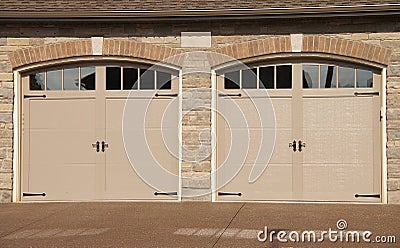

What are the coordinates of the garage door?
(21, 64, 179, 201)
(216, 62, 382, 202)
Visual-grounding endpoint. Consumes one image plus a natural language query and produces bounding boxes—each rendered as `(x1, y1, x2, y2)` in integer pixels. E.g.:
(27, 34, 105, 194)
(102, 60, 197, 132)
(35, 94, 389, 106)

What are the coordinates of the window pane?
(123, 68, 138, 90)
(140, 69, 155, 90)
(29, 72, 45, 91)
(63, 68, 79, 90)
(320, 65, 337, 88)
(224, 71, 240, 89)
(338, 67, 355, 88)
(242, 68, 257, 89)
(46, 70, 62, 90)
(259, 66, 274, 89)
(276, 65, 292, 89)
(106, 67, 121, 90)
(81, 67, 96, 90)
(157, 71, 172, 90)
(302, 65, 319, 88)
(356, 69, 373, 88)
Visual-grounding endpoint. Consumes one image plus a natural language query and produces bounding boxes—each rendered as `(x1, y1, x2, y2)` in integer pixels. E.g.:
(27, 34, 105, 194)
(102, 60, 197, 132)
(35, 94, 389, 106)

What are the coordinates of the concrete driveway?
(0, 202, 398, 247)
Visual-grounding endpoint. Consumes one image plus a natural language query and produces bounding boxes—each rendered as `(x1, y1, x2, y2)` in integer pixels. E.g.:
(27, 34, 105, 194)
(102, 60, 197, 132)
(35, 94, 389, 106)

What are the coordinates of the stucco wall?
(0, 15, 399, 203)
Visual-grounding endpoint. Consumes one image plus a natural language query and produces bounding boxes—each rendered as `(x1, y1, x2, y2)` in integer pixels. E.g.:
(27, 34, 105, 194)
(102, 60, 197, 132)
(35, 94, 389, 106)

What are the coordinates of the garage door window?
(29, 66, 96, 91)
(224, 65, 293, 89)
(105, 66, 172, 90)
(302, 64, 373, 89)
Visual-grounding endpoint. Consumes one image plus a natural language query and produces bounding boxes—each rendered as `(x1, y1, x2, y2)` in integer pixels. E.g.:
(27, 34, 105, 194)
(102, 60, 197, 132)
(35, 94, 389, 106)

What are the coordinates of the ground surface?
(0, 202, 398, 247)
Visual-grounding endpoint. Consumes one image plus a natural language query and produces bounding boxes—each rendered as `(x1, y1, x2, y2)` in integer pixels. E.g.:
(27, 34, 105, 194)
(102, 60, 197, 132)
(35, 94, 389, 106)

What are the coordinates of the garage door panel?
(303, 163, 377, 201)
(105, 163, 177, 200)
(30, 130, 96, 164)
(30, 100, 95, 129)
(27, 162, 97, 200)
(145, 98, 178, 129)
(106, 97, 179, 200)
(218, 98, 290, 128)
(302, 128, 373, 164)
(106, 129, 178, 174)
(303, 98, 373, 129)
(218, 164, 293, 201)
(269, 129, 292, 164)
(108, 98, 178, 129)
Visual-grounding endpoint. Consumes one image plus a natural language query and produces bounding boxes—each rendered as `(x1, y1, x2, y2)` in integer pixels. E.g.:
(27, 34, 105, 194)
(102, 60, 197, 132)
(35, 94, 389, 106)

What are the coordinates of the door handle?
(101, 141, 109, 152)
(299, 140, 306, 152)
(289, 140, 296, 152)
(92, 141, 100, 152)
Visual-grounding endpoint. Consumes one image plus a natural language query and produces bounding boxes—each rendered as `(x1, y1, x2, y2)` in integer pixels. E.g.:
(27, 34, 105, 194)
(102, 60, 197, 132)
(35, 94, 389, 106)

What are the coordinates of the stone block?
(388, 65, 400, 77)
(0, 149, 7, 159)
(0, 160, 12, 172)
(387, 148, 400, 159)
(387, 109, 400, 121)
(0, 73, 13, 82)
(0, 139, 12, 147)
(181, 188, 211, 201)
(388, 179, 400, 191)
(351, 33, 369, 40)
(388, 191, 400, 204)
(0, 113, 12, 122)
(0, 104, 13, 112)
(0, 172, 12, 189)
(0, 129, 13, 138)
(7, 38, 30, 46)
(0, 82, 14, 89)
(369, 32, 400, 40)
(182, 174, 211, 189)
(193, 161, 211, 172)
(0, 189, 11, 203)
(388, 164, 400, 178)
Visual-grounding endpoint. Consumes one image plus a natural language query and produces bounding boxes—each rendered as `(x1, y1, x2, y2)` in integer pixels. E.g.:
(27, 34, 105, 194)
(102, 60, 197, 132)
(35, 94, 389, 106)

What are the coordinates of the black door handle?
(289, 140, 296, 152)
(299, 140, 306, 152)
(92, 141, 100, 152)
(102, 141, 109, 152)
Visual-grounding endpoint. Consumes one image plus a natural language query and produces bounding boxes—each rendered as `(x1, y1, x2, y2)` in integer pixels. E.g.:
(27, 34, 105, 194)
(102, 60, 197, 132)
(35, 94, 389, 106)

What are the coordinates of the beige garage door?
(21, 64, 179, 201)
(216, 62, 382, 202)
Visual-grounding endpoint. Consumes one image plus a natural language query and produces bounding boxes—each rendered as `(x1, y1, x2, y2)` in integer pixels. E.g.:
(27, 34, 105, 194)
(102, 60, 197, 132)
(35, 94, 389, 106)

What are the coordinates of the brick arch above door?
(8, 35, 392, 70)
(8, 38, 184, 69)
(214, 35, 392, 66)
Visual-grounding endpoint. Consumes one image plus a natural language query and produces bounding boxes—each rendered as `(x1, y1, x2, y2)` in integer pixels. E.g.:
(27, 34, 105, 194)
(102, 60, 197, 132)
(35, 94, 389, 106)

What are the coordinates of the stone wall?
(0, 14, 399, 203)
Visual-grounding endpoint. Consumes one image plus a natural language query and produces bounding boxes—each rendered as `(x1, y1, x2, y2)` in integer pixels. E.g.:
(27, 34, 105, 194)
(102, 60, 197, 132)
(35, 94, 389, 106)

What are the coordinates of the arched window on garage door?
(222, 62, 378, 91)
(215, 60, 382, 202)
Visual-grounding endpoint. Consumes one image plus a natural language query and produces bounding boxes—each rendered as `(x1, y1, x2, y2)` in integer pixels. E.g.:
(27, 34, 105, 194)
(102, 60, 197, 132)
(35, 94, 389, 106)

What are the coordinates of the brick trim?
(215, 35, 392, 66)
(102, 39, 183, 65)
(8, 38, 183, 69)
(8, 39, 92, 69)
(8, 36, 392, 69)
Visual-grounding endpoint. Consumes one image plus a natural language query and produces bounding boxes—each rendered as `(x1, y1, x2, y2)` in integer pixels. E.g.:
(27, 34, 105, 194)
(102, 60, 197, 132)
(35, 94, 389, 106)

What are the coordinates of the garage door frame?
(12, 56, 183, 202)
(210, 53, 388, 204)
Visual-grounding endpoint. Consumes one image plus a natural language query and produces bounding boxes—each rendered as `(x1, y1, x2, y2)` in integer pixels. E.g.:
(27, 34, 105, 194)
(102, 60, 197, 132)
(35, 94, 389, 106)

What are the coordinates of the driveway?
(0, 202, 398, 247)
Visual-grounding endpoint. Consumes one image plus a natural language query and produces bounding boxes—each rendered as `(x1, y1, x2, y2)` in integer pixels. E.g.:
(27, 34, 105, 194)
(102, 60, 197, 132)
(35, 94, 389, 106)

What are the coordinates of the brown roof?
(0, 0, 399, 18)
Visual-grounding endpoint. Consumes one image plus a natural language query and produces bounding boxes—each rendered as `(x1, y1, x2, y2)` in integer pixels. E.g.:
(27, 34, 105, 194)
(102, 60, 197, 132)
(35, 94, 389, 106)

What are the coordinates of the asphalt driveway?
(0, 202, 398, 247)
